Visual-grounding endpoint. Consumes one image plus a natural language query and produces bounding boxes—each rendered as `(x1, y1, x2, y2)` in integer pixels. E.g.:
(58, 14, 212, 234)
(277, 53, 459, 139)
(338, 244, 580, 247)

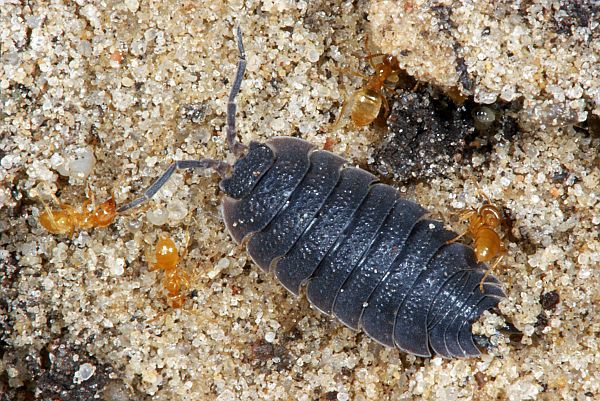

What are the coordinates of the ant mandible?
(38, 186, 117, 236)
(147, 233, 190, 308)
(332, 34, 403, 129)
(448, 188, 507, 292)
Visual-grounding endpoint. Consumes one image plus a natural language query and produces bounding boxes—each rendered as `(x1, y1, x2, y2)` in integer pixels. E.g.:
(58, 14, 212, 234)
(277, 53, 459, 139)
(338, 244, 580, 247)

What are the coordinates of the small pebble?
(73, 362, 96, 384)
(264, 331, 276, 343)
(68, 148, 96, 179)
(146, 208, 169, 226)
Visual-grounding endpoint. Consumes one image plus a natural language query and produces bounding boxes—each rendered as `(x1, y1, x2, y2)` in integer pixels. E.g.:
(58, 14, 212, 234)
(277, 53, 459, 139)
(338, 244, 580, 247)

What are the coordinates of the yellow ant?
(448, 188, 507, 292)
(332, 34, 404, 129)
(38, 186, 118, 236)
(146, 232, 191, 308)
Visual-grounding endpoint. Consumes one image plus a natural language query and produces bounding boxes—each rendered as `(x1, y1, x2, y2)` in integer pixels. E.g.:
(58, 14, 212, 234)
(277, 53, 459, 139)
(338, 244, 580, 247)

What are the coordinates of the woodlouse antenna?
(227, 25, 247, 157)
(117, 25, 247, 214)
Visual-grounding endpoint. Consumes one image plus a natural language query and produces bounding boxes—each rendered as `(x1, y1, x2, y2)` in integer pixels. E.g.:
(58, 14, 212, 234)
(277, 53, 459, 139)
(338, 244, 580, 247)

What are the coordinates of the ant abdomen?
(350, 88, 383, 126)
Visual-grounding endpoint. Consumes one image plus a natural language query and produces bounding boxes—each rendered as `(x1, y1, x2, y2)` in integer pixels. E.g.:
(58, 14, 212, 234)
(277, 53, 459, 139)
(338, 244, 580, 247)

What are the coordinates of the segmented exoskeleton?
(118, 27, 505, 358)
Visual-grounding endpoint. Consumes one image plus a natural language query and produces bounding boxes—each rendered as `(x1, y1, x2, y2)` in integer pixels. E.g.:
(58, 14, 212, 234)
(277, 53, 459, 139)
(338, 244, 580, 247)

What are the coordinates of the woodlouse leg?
(226, 25, 247, 158)
(117, 159, 231, 213)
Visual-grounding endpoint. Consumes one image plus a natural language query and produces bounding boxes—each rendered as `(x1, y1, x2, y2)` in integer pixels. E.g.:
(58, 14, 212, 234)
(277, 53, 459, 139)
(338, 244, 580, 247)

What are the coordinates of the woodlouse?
(118, 27, 506, 358)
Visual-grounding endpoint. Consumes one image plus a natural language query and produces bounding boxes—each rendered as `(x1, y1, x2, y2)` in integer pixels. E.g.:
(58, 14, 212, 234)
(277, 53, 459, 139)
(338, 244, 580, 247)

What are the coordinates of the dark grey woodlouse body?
(117, 27, 506, 359)
(219, 137, 505, 358)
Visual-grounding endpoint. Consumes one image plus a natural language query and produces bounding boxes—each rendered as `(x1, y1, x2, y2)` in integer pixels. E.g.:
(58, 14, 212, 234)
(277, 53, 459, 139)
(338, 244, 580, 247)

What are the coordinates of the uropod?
(118, 27, 506, 358)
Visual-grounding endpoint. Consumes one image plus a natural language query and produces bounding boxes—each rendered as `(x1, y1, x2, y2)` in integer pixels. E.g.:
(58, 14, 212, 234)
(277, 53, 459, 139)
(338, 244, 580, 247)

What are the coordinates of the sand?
(0, 1, 598, 400)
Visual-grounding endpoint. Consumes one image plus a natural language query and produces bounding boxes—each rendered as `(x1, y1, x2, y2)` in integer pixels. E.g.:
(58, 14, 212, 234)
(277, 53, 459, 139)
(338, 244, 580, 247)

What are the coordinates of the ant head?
(479, 204, 502, 228)
(383, 54, 399, 68)
(91, 196, 118, 227)
(381, 55, 401, 85)
(381, 55, 401, 75)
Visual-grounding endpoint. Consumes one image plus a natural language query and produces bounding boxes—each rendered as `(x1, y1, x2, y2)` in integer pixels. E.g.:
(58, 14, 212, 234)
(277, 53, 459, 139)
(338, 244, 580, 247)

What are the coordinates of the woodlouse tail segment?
(473, 316, 522, 354)
(499, 321, 522, 336)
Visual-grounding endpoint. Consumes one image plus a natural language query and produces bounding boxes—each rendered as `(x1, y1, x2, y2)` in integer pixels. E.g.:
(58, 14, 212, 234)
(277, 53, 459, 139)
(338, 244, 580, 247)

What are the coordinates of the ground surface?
(0, 1, 598, 400)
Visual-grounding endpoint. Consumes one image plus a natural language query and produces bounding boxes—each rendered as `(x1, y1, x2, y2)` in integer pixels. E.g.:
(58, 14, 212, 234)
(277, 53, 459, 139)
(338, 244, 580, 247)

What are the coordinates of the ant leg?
(38, 195, 59, 228)
(337, 67, 368, 80)
(84, 183, 96, 208)
(447, 230, 468, 244)
(180, 230, 190, 260)
(227, 25, 248, 158)
(447, 208, 475, 222)
(117, 158, 231, 213)
(363, 33, 385, 69)
(446, 209, 475, 244)
(330, 92, 356, 131)
(479, 255, 504, 292)
(146, 244, 159, 271)
(474, 182, 492, 204)
(47, 191, 64, 210)
(381, 93, 390, 119)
